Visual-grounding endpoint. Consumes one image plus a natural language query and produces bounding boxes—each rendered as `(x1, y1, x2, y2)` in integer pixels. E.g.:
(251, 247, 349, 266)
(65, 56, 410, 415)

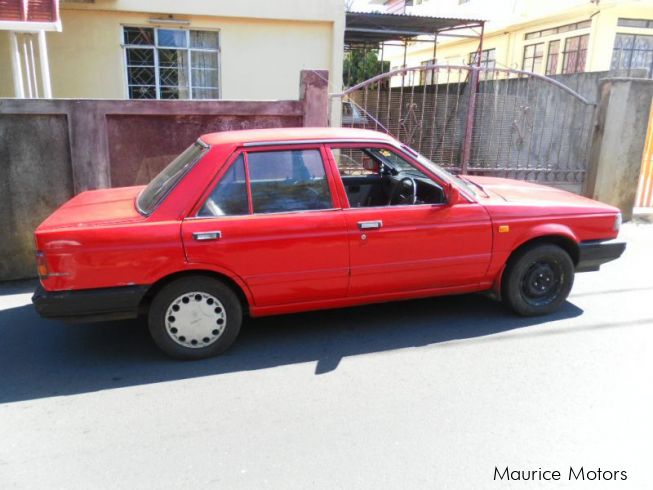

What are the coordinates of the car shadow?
(0, 293, 583, 404)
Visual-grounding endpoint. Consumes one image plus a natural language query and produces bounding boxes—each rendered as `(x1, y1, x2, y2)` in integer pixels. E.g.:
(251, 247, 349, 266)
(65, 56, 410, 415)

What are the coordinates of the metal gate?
(332, 65, 596, 192)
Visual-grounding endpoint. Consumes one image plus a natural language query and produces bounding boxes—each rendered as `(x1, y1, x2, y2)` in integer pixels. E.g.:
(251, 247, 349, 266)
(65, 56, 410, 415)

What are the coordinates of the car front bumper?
(32, 284, 149, 322)
(576, 239, 627, 272)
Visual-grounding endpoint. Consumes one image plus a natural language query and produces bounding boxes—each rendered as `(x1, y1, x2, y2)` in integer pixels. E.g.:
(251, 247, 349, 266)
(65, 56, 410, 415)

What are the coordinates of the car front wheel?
(148, 276, 242, 359)
(502, 243, 575, 316)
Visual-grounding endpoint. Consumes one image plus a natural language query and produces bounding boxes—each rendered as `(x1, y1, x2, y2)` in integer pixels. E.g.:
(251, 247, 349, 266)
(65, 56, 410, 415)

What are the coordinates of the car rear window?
(137, 141, 208, 215)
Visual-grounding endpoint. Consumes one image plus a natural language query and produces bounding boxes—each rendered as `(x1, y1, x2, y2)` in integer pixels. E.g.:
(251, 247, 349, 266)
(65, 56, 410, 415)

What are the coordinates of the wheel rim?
(520, 259, 564, 307)
(164, 292, 227, 349)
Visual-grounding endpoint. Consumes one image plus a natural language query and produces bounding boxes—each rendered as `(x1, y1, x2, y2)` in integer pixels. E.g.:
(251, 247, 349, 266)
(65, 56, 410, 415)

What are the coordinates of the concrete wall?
(0, 0, 344, 101)
(0, 70, 328, 281)
(586, 78, 653, 220)
(0, 114, 74, 281)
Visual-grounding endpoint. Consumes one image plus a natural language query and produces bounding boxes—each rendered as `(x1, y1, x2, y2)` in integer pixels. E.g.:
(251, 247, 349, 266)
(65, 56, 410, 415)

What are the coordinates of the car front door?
(182, 145, 349, 307)
(326, 144, 493, 297)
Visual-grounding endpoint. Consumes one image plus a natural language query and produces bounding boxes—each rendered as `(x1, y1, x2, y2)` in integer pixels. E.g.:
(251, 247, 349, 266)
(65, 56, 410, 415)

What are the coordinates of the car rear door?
(182, 145, 349, 307)
(326, 143, 493, 297)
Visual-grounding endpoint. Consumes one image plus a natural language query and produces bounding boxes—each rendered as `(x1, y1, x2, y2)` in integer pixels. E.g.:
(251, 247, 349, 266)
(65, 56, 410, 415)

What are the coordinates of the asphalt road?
(1, 223, 652, 489)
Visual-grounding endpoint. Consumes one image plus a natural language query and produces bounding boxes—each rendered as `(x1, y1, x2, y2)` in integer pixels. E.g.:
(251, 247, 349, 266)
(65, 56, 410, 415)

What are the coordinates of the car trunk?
(37, 186, 146, 231)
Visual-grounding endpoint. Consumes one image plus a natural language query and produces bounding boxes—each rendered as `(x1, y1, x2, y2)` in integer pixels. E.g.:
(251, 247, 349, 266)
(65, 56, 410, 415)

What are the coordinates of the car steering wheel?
(388, 176, 418, 205)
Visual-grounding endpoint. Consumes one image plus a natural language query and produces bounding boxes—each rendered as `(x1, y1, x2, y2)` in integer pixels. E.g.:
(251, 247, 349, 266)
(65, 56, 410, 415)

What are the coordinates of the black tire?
(502, 243, 574, 316)
(148, 276, 242, 360)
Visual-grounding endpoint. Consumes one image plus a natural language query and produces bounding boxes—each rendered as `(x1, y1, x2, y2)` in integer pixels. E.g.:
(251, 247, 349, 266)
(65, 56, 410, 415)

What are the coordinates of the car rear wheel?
(148, 276, 242, 359)
(502, 243, 574, 316)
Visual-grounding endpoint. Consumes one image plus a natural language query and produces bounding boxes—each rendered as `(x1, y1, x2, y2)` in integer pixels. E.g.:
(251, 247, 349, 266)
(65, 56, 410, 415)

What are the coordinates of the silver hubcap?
(165, 292, 227, 349)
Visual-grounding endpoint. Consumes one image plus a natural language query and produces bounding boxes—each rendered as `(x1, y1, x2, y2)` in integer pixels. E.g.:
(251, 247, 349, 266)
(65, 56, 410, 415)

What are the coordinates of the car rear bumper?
(32, 284, 149, 322)
(576, 239, 626, 272)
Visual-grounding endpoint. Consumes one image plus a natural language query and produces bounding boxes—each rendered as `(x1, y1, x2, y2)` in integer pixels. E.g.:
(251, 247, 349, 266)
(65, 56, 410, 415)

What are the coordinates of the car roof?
(199, 127, 397, 146)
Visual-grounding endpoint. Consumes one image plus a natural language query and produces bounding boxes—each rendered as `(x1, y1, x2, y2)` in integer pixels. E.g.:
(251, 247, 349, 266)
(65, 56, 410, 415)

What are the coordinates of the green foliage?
(343, 49, 391, 87)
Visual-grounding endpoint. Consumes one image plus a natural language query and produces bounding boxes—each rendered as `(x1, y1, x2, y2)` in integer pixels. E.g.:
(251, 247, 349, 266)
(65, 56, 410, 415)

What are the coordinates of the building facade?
(0, 0, 344, 100)
(379, 0, 653, 79)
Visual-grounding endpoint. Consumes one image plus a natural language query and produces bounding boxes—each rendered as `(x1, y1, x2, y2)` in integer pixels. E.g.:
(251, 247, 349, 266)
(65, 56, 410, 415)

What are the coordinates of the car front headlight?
(614, 213, 622, 232)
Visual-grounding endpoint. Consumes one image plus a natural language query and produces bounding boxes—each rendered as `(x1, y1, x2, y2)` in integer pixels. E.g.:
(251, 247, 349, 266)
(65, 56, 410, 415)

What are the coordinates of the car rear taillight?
(614, 213, 622, 232)
(36, 251, 49, 279)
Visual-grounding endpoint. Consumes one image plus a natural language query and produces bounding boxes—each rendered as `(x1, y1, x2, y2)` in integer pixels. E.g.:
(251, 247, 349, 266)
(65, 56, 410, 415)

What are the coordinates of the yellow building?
(0, 0, 344, 100)
(382, 0, 653, 79)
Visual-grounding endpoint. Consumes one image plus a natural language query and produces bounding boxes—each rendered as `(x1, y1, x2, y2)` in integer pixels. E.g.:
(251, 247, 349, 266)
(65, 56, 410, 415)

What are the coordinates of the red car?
(32, 128, 625, 359)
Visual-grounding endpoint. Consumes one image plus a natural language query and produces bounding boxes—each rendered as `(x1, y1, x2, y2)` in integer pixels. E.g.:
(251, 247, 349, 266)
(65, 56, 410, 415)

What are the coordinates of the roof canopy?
(0, 0, 61, 31)
(345, 11, 484, 46)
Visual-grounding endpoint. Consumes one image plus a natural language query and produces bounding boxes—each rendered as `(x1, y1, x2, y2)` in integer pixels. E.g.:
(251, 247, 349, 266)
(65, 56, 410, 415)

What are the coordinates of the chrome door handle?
(193, 230, 222, 241)
(358, 220, 383, 230)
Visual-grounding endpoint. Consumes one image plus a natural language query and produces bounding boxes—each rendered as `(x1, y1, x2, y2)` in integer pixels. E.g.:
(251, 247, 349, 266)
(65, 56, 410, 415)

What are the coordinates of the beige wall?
(0, 0, 344, 100)
(385, 0, 653, 80)
(0, 32, 11, 97)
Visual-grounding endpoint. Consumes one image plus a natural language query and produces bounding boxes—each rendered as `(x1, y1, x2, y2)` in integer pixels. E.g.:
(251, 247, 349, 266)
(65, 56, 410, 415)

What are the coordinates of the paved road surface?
(1, 223, 651, 489)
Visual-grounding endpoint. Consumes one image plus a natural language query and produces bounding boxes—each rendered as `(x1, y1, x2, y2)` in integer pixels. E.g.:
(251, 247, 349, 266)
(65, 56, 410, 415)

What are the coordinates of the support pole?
(379, 42, 385, 73)
(21, 36, 33, 98)
(9, 32, 25, 98)
(38, 30, 52, 98)
(28, 34, 39, 98)
(476, 22, 485, 90)
(460, 22, 485, 175)
(461, 68, 478, 174)
(432, 32, 437, 62)
(461, 22, 484, 174)
(431, 32, 437, 85)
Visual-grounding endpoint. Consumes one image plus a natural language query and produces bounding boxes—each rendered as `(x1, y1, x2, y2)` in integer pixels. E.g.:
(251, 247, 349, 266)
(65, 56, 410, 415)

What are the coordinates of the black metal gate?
(332, 65, 595, 192)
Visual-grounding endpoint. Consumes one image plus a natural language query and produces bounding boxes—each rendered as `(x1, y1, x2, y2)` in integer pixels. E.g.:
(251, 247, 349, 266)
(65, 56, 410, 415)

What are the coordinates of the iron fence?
(332, 65, 596, 189)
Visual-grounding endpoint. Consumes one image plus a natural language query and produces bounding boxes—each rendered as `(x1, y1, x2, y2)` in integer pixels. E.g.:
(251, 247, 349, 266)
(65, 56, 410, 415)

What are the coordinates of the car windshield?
(136, 141, 208, 215)
(401, 146, 477, 197)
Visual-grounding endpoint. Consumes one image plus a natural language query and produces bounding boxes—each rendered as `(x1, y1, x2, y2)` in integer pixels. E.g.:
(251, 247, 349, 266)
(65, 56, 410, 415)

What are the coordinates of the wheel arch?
(140, 268, 253, 316)
(492, 231, 580, 299)
(512, 234, 580, 265)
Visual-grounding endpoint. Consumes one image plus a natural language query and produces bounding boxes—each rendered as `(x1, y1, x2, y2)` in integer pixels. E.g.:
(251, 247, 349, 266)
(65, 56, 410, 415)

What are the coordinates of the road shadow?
(0, 293, 583, 404)
(0, 278, 38, 295)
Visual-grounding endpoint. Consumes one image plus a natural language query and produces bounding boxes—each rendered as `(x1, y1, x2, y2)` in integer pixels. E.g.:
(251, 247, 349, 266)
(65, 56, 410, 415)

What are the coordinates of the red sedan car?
(32, 128, 625, 359)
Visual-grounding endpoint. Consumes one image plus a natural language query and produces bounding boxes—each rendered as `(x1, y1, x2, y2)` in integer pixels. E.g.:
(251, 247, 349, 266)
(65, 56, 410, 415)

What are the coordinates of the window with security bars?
(468, 49, 496, 69)
(562, 34, 589, 74)
(123, 26, 220, 100)
(524, 20, 591, 41)
(617, 18, 653, 29)
(522, 43, 544, 73)
(420, 59, 436, 85)
(611, 33, 653, 77)
(546, 40, 560, 75)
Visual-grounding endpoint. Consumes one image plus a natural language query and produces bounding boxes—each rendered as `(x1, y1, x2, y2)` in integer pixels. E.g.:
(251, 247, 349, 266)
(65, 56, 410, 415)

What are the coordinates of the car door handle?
(193, 231, 222, 241)
(358, 220, 383, 230)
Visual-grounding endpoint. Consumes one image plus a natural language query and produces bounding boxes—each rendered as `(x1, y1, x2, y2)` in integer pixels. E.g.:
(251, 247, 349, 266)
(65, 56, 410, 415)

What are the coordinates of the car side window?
(330, 147, 445, 208)
(331, 148, 381, 177)
(247, 149, 333, 214)
(198, 155, 249, 217)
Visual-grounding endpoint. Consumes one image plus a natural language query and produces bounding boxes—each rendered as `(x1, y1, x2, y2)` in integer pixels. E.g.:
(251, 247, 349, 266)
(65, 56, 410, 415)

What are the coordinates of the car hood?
(37, 186, 146, 231)
(462, 175, 618, 212)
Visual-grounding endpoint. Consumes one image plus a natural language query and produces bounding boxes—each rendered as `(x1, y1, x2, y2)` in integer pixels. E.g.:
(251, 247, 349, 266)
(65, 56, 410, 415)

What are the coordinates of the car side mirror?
(445, 183, 462, 206)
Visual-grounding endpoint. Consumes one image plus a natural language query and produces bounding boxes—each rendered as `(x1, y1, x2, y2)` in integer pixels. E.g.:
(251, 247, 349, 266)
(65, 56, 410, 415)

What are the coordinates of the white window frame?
(121, 25, 222, 100)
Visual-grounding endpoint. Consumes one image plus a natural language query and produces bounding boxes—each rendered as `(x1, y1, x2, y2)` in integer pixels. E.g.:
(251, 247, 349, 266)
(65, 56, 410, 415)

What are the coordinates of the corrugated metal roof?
(346, 10, 484, 45)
